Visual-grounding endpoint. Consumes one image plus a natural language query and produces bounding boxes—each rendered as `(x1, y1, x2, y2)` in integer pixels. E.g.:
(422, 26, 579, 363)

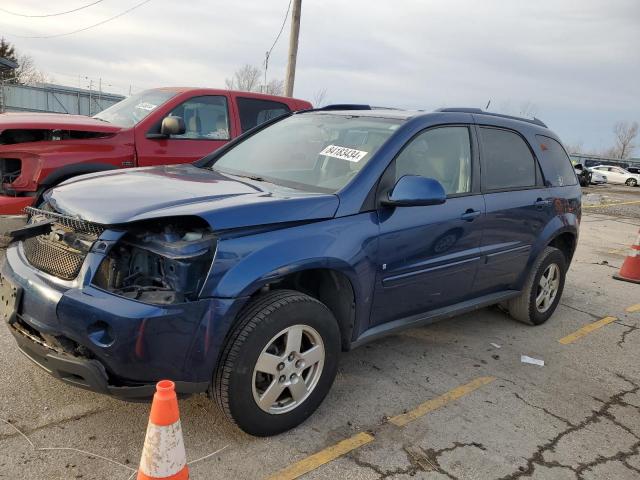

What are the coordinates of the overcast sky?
(1, 0, 639, 153)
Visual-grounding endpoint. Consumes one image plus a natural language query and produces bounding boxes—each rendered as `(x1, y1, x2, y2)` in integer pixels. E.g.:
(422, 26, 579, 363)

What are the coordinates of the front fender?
(203, 213, 380, 326)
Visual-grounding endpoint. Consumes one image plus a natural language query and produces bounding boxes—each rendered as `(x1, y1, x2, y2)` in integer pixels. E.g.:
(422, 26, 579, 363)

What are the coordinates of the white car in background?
(587, 167, 607, 185)
(574, 164, 607, 186)
(591, 165, 639, 187)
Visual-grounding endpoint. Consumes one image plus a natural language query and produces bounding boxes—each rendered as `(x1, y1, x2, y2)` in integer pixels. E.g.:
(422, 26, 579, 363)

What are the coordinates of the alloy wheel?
(535, 263, 560, 313)
(252, 324, 325, 414)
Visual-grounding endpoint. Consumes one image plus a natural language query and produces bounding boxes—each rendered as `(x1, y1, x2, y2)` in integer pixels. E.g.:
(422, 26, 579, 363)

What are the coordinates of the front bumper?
(1, 240, 247, 400)
(0, 194, 36, 215)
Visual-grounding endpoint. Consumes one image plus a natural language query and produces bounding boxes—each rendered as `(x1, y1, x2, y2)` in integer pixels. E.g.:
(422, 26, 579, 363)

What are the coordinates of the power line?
(5, 0, 152, 39)
(266, 0, 292, 61)
(0, 1, 105, 18)
(263, 0, 292, 90)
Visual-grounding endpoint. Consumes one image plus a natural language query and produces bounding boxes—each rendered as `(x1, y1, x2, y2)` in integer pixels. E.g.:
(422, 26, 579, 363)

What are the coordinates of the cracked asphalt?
(1, 200, 639, 479)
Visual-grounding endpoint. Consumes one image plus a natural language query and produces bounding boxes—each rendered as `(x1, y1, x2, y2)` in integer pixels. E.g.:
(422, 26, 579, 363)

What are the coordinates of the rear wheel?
(626, 178, 638, 187)
(213, 290, 340, 436)
(505, 247, 567, 325)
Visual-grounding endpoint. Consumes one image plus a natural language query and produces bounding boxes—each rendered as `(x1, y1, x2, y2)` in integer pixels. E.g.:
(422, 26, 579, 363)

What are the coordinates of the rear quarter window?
(536, 135, 578, 186)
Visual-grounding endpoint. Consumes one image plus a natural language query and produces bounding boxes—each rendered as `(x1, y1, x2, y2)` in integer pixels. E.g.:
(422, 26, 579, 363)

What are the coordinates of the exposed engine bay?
(93, 221, 216, 305)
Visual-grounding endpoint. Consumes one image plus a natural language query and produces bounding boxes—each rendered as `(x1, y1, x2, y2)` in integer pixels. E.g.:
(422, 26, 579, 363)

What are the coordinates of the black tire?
(212, 289, 340, 436)
(626, 178, 638, 187)
(505, 247, 567, 325)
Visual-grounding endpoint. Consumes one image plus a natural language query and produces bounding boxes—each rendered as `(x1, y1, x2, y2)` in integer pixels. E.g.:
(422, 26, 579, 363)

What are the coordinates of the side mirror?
(382, 175, 446, 207)
(160, 116, 185, 136)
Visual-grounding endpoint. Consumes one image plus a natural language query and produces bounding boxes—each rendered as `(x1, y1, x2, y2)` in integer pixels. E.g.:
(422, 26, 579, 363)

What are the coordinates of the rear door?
(136, 94, 235, 166)
(233, 96, 291, 134)
(474, 126, 552, 294)
(370, 125, 485, 325)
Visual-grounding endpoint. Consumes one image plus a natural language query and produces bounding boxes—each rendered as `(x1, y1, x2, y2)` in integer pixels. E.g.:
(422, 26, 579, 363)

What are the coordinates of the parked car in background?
(627, 166, 640, 175)
(574, 163, 592, 186)
(587, 168, 607, 185)
(0, 88, 312, 214)
(591, 165, 639, 186)
(1, 107, 580, 436)
(574, 164, 606, 185)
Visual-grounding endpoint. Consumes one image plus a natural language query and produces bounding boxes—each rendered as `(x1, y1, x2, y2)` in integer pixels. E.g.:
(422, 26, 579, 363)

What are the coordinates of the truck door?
(135, 95, 235, 166)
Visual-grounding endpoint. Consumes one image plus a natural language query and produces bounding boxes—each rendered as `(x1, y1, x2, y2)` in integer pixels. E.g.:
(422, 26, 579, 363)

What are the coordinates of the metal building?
(0, 82, 124, 116)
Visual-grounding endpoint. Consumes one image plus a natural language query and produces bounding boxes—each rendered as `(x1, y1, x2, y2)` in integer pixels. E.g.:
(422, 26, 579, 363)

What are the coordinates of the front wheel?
(505, 247, 567, 325)
(213, 290, 341, 436)
(626, 178, 638, 187)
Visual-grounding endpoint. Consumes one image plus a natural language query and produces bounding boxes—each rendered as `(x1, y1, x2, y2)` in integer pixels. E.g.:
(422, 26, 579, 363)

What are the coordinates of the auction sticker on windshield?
(136, 102, 158, 111)
(320, 145, 368, 162)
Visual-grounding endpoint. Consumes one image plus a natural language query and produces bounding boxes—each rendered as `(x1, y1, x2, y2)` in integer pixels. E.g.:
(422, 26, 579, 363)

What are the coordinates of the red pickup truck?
(0, 87, 311, 214)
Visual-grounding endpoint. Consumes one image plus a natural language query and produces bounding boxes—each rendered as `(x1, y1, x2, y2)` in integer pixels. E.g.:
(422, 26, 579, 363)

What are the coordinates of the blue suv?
(1, 107, 580, 436)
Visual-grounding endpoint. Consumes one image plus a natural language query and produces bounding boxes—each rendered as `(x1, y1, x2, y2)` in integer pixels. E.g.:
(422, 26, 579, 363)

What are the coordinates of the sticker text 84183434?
(319, 145, 368, 162)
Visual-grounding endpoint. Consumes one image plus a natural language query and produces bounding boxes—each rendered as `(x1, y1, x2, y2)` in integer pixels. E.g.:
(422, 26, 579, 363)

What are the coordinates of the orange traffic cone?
(613, 229, 640, 284)
(137, 380, 189, 480)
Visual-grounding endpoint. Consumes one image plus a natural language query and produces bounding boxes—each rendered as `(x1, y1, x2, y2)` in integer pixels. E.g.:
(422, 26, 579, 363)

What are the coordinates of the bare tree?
(0, 38, 48, 85)
(264, 78, 284, 96)
(225, 64, 262, 92)
(612, 121, 639, 159)
(496, 100, 538, 118)
(312, 88, 327, 107)
(563, 141, 583, 155)
(517, 101, 537, 118)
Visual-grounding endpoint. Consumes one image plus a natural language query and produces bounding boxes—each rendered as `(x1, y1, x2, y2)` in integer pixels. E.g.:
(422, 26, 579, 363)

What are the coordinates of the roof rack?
(435, 107, 547, 128)
(318, 104, 372, 111)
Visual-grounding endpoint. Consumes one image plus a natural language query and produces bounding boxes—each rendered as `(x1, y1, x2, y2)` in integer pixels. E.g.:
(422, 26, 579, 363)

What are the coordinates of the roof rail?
(319, 104, 371, 111)
(434, 107, 547, 128)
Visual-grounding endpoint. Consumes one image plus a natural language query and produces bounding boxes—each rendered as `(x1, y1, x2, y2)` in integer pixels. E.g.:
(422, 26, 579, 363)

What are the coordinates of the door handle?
(534, 198, 552, 209)
(460, 209, 481, 221)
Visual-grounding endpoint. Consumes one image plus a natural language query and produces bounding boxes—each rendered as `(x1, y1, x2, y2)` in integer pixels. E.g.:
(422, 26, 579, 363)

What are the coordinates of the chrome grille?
(23, 234, 86, 281)
(22, 207, 103, 281)
(24, 207, 105, 236)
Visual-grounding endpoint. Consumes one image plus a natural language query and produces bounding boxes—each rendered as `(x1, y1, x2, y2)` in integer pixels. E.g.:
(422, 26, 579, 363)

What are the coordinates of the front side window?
(211, 113, 401, 192)
(93, 89, 176, 128)
(167, 96, 230, 140)
(536, 135, 577, 186)
(480, 127, 536, 190)
(237, 97, 290, 132)
(395, 127, 472, 195)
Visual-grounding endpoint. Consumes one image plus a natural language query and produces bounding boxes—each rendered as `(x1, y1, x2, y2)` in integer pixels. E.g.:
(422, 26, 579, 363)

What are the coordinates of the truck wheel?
(506, 247, 567, 326)
(213, 290, 340, 436)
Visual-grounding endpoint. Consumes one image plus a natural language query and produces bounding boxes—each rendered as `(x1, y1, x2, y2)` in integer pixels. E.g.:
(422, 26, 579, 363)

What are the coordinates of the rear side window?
(536, 135, 578, 186)
(237, 97, 290, 132)
(479, 127, 537, 191)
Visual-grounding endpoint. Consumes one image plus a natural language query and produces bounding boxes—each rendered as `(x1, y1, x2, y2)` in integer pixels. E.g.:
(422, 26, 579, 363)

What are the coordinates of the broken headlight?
(93, 222, 216, 305)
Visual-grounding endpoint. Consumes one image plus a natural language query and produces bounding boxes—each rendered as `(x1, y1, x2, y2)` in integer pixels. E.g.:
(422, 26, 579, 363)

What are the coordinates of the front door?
(370, 126, 485, 326)
(135, 95, 233, 166)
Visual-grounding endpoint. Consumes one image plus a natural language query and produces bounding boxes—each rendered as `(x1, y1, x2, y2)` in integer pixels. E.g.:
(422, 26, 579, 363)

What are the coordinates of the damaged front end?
(17, 206, 216, 305)
(92, 219, 216, 305)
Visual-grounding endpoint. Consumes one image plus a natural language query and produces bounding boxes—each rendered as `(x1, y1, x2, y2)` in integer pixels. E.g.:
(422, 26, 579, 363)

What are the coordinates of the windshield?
(211, 113, 402, 192)
(93, 89, 177, 128)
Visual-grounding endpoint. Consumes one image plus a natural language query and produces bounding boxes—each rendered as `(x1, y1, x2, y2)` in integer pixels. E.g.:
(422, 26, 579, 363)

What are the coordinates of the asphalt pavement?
(0, 188, 639, 480)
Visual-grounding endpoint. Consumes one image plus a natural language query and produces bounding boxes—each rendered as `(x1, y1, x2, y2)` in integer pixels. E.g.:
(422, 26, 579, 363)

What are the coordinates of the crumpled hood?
(0, 112, 122, 134)
(46, 164, 339, 230)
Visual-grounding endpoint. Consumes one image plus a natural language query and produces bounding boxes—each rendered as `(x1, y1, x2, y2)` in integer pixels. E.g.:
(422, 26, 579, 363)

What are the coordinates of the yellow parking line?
(558, 316, 618, 345)
(266, 432, 374, 480)
(583, 200, 640, 209)
(626, 304, 640, 313)
(389, 376, 495, 427)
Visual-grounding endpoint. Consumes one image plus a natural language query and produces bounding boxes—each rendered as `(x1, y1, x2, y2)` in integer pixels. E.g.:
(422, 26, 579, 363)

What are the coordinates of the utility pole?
(284, 0, 302, 97)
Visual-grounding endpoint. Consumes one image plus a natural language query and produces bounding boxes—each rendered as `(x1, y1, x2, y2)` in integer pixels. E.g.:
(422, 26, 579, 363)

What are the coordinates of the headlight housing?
(92, 220, 216, 304)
